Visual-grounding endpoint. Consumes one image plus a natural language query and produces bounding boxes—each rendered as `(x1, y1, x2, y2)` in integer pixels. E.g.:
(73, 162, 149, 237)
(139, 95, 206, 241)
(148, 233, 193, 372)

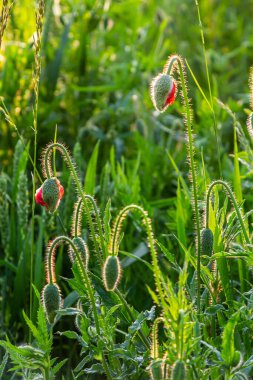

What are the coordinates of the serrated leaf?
(85, 142, 99, 195)
(221, 312, 239, 366)
(52, 358, 68, 375)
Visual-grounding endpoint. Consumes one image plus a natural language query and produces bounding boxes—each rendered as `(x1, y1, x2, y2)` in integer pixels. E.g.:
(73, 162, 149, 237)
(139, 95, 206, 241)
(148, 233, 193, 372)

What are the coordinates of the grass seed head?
(42, 283, 62, 324)
(102, 255, 121, 291)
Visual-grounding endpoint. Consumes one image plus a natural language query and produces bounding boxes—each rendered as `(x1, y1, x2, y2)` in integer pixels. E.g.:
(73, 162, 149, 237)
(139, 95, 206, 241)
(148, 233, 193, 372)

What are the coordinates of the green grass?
(1, 0, 253, 379)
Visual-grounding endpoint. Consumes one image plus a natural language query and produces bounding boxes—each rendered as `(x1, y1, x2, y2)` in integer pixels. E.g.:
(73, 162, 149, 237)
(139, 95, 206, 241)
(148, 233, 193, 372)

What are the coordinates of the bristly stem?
(205, 180, 251, 246)
(194, 0, 222, 178)
(151, 317, 164, 359)
(164, 55, 201, 314)
(46, 236, 100, 333)
(46, 235, 112, 379)
(110, 204, 168, 314)
(73, 196, 107, 264)
(42, 142, 101, 262)
(30, 0, 45, 338)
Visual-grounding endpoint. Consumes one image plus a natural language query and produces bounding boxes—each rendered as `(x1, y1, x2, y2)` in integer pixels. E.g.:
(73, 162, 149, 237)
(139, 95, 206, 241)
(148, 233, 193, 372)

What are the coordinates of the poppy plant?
(35, 177, 64, 213)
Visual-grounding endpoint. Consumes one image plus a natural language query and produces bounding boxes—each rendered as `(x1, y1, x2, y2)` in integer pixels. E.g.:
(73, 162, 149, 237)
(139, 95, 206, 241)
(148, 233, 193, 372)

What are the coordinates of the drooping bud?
(171, 360, 186, 380)
(102, 255, 121, 291)
(149, 359, 164, 380)
(200, 228, 214, 256)
(69, 237, 89, 268)
(35, 177, 64, 213)
(150, 73, 177, 112)
(41, 283, 62, 324)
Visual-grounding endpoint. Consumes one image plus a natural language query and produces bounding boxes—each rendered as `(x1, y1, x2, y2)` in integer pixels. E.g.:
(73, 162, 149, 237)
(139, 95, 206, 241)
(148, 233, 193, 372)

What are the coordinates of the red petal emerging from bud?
(164, 81, 176, 107)
(35, 178, 64, 212)
(35, 186, 47, 207)
(56, 179, 64, 200)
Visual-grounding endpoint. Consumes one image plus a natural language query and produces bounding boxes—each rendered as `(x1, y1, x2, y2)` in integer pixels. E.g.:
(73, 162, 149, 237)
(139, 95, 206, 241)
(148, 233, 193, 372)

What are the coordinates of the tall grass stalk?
(30, 0, 45, 333)
(205, 180, 250, 246)
(164, 55, 201, 313)
(194, 0, 222, 178)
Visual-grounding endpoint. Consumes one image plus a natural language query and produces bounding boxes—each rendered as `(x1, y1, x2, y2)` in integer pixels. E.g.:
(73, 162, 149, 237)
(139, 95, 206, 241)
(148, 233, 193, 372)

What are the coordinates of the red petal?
(56, 178, 64, 200)
(164, 81, 177, 107)
(35, 186, 47, 207)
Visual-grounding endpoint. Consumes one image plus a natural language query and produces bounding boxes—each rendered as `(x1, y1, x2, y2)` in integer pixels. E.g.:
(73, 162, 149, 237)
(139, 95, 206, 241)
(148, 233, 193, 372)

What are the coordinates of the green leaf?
(221, 312, 240, 366)
(84, 142, 100, 195)
(0, 351, 8, 377)
(52, 358, 68, 375)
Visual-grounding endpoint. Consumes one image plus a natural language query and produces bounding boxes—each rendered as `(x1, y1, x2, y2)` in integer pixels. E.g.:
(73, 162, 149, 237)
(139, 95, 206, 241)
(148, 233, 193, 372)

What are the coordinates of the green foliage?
(2, 0, 253, 379)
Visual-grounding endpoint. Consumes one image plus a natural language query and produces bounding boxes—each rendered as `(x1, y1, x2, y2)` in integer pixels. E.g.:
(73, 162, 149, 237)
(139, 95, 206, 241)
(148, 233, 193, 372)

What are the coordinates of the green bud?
(42, 283, 62, 324)
(102, 255, 121, 291)
(150, 73, 177, 112)
(70, 237, 89, 268)
(171, 360, 186, 380)
(200, 228, 213, 256)
(149, 359, 164, 380)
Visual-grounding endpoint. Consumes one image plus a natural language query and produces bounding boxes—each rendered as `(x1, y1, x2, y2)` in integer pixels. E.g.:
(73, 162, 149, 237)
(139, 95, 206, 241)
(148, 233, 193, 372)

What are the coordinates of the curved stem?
(110, 204, 168, 314)
(46, 236, 100, 334)
(205, 180, 251, 246)
(164, 55, 201, 313)
(115, 289, 150, 350)
(151, 317, 164, 359)
(43, 143, 101, 260)
(74, 196, 107, 263)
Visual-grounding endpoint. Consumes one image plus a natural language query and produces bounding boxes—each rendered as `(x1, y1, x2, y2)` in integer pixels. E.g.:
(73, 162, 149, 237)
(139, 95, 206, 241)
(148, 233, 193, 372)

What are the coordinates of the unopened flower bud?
(102, 255, 121, 291)
(35, 177, 64, 213)
(150, 73, 177, 112)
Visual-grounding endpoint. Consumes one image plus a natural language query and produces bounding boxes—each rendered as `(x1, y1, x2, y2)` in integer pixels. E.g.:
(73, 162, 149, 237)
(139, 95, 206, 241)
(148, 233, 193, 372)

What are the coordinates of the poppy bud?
(171, 360, 186, 380)
(35, 177, 64, 213)
(69, 237, 89, 268)
(150, 73, 177, 112)
(200, 228, 214, 256)
(102, 255, 121, 291)
(41, 283, 62, 324)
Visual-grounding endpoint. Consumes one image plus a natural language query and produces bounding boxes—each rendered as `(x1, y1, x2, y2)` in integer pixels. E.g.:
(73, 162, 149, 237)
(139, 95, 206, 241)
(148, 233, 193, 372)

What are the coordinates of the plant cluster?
(1, 1, 253, 380)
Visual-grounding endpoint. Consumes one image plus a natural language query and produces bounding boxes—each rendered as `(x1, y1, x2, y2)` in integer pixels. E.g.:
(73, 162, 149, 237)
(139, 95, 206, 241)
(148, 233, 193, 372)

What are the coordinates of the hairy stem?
(46, 236, 100, 334)
(205, 180, 251, 246)
(110, 204, 167, 313)
(43, 143, 101, 261)
(164, 55, 201, 313)
(74, 196, 107, 264)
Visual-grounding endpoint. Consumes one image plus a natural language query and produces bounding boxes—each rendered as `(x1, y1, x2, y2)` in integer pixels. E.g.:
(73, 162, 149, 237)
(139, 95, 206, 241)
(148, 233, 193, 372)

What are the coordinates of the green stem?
(151, 317, 164, 359)
(194, 0, 222, 178)
(165, 56, 201, 314)
(205, 180, 251, 246)
(115, 289, 150, 350)
(74, 196, 107, 263)
(46, 236, 100, 334)
(101, 352, 113, 380)
(111, 205, 168, 314)
(43, 143, 101, 261)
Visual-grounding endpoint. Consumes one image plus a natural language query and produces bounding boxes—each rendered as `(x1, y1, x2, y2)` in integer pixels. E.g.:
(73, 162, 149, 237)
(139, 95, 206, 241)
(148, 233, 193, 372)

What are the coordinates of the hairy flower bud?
(171, 360, 186, 380)
(102, 255, 121, 291)
(69, 237, 89, 268)
(35, 177, 64, 213)
(150, 73, 177, 112)
(200, 228, 214, 256)
(41, 283, 62, 324)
